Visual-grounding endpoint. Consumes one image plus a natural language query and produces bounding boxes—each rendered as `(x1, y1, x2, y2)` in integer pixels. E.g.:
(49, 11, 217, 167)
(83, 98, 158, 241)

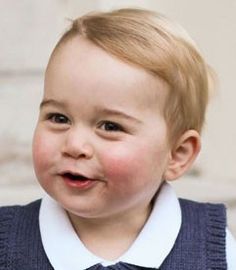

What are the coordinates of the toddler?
(0, 8, 235, 270)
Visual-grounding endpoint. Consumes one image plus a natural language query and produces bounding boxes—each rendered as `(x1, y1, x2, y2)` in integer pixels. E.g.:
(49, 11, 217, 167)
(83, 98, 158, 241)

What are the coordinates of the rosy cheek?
(100, 145, 146, 185)
(32, 129, 53, 173)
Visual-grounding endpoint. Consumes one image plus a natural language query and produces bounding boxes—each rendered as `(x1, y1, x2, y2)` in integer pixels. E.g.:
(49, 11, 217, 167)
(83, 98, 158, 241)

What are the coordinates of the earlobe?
(164, 130, 201, 181)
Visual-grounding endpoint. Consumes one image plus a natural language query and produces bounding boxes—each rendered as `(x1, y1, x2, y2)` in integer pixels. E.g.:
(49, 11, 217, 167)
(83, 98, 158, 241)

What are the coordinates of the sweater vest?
(0, 199, 227, 270)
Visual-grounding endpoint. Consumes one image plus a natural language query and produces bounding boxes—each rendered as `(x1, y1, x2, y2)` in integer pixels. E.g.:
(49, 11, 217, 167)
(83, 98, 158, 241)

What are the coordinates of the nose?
(61, 127, 94, 159)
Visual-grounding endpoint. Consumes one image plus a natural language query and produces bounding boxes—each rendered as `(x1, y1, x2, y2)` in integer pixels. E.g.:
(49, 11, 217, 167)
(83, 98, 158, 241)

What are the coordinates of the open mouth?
(62, 172, 89, 181)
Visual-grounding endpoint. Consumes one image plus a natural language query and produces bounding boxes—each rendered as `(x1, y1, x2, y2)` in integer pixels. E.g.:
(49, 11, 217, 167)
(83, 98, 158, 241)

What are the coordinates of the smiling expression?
(32, 36, 172, 220)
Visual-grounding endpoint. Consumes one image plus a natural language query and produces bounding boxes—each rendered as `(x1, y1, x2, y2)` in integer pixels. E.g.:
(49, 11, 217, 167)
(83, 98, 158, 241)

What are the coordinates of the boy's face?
(33, 37, 172, 219)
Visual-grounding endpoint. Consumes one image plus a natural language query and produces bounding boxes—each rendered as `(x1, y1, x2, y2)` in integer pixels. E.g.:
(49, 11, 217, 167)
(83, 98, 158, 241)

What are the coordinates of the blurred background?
(0, 0, 235, 236)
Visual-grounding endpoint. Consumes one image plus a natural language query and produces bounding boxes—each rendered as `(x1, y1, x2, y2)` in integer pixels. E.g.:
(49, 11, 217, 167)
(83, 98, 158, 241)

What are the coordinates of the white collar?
(39, 182, 181, 270)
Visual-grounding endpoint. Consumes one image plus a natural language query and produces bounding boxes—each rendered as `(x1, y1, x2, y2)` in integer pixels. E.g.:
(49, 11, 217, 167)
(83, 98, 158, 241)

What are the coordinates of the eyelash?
(98, 121, 124, 132)
(46, 113, 70, 124)
(45, 113, 125, 133)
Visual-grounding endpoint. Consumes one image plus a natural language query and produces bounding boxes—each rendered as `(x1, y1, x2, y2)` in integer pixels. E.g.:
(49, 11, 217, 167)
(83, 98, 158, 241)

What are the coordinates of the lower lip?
(62, 176, 97, 190)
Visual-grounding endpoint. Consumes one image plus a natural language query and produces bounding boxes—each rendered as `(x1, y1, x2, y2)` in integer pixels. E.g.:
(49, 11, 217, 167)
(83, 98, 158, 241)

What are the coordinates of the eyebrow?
(40, 99, 142, 124)
(96, 107, 143, 124)
(40, 99, 66, 109)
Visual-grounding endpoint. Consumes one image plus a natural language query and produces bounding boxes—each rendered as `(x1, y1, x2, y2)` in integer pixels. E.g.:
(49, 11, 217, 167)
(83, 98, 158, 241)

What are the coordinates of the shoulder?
(179, 198, 226, 232)
(180, 198, 227, 268)
(0, 199, 42, 221)
(0, 200, 42, 240)
(160, 198, 227, 269)
(178, 198, 226, 240)
(179, 197, 226, 213)
(0, 200, 43, 269)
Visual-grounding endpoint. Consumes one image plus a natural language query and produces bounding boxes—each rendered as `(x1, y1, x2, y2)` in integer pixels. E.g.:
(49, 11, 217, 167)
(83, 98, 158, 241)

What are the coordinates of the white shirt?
(39, 183, 236, 270)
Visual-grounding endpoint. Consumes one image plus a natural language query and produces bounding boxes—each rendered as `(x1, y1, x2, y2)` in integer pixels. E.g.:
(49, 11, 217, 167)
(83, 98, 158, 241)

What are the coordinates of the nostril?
(62, 140, 94, 159)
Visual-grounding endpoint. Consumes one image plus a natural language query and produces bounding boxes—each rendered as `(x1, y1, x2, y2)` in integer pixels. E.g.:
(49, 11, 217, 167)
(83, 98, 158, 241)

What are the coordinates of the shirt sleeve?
(226, 228, 236, 269)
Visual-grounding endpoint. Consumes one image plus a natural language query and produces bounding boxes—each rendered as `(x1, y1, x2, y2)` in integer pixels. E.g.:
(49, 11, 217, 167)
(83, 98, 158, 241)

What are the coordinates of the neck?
(67, 203, 152, 261)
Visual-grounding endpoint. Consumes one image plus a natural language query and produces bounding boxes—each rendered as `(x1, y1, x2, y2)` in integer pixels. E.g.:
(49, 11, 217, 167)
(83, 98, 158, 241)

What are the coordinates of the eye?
(47, 113, 70, 124)
(99, 121, 124, 132)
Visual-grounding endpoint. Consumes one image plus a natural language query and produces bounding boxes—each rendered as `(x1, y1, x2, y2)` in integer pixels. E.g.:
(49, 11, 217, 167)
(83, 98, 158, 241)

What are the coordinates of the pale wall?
(0, 0, 235, 236)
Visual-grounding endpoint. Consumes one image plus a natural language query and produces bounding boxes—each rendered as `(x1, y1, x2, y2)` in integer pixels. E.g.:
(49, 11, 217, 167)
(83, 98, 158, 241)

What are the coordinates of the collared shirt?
(39, 182, 236, 270)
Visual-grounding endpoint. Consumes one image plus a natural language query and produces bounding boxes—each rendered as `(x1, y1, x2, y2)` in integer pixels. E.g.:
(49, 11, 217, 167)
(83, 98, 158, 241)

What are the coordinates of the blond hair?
(53, 8, 213, 145)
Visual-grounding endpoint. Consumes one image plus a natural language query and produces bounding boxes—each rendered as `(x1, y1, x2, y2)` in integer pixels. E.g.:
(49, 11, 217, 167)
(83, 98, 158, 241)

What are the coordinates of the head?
(54, 8, 213, 146)
(32, 8, 211, 220)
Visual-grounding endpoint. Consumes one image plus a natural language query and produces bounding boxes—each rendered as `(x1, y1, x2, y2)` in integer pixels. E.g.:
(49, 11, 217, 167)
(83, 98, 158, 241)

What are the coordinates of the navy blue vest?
(0, 199, 227, 270)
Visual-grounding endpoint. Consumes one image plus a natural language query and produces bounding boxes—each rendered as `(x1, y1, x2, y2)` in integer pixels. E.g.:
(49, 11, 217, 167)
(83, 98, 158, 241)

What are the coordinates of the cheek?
(32, 128, 55, 174)
(100, 143, 153, 185)
(99, 141, 169, 191)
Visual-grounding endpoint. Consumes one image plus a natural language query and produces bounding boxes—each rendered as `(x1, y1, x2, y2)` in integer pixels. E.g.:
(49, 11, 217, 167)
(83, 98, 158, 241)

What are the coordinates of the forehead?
(45, 36, 168, 113)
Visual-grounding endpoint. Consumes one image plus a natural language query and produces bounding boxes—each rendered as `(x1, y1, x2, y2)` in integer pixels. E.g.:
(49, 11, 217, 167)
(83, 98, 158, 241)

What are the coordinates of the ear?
(164, 130, 201, 181)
